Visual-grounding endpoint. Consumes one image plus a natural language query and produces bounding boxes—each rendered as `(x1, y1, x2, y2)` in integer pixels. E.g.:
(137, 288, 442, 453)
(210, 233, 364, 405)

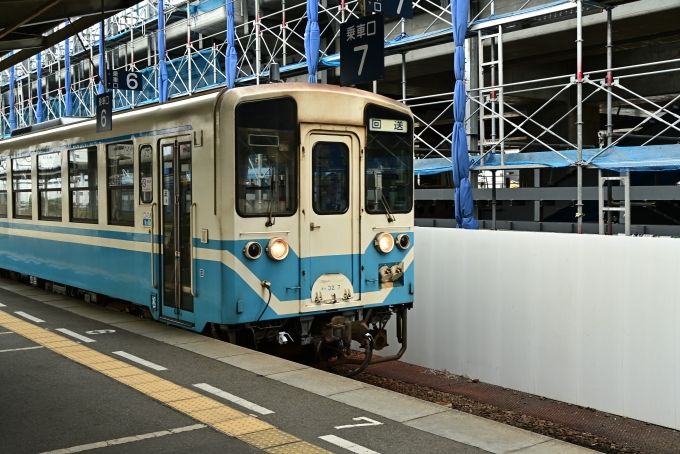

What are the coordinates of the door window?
(312, 142, 349, 215)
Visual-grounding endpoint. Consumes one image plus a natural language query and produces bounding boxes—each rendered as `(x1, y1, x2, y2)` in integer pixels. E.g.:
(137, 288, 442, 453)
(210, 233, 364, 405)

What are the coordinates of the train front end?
(220, 84, 414, 372)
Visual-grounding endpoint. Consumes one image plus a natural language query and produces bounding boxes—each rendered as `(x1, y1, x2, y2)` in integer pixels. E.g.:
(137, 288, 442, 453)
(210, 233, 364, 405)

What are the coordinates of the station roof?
(0, 0, 143, 72)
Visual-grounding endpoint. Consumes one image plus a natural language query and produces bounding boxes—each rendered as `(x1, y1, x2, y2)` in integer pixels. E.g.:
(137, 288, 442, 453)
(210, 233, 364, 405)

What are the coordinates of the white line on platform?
(14, 311, 45, 323)
(112, 351, 167, 371)
(39, 424, 206, 453)
(0, 302, 6, 307)
(0, 331, 14, 335)
(193, 383, 274, 415)
(319, 435, 381, 454)
(0, 346, 44, 353)
(55, 328, 96, 343)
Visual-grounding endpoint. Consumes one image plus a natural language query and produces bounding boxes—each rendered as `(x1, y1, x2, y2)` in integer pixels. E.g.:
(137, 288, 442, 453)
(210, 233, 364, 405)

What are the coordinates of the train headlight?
(374, 232, 394, 253)
(243, 241, 262, 260)
(266, 237, 289, 260)
(396, 234, 411, 250)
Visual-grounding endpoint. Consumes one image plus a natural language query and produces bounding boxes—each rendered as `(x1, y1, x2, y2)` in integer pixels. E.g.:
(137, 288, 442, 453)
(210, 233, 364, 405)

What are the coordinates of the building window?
(0, 160, 7, 218)
(107, 142, 134, 226)
(70, 147, 98, 223)
(38, 152, 62, 220)
(139, 145, 153, 204)
(12, 156, 32, 219)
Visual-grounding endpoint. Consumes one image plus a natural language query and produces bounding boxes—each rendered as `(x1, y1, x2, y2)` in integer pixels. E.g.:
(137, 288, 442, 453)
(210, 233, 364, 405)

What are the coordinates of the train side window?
(107, 142, 134, 226)
(139, 145, 153, 204)
(235, 97, 297, 217)
(0, 160, 7, 218)
(12, 156, 32, 219)
(38, 152, 62, 221)
(69, 147, 98, 223)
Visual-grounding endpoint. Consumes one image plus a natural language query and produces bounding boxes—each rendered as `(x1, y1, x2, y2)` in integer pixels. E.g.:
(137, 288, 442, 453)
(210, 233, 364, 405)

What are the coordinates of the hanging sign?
(367, 0, 413, 18)
(96, 92, 112, 133)
(340, 13, 385, 86)
(106, 70, 142, 91)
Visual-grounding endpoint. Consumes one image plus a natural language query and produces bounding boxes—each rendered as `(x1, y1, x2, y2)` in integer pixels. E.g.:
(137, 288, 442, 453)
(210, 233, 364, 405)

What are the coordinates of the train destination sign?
(367, 0, 413, 19)
(96, 92, 112, 133)
(369, 118, 408, 133)
(340, 13, 385, 87)
(106, 69, 142, 91)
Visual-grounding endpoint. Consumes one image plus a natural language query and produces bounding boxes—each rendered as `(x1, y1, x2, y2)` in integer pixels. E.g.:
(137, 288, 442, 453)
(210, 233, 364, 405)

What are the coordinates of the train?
(0, 83, 414, 374)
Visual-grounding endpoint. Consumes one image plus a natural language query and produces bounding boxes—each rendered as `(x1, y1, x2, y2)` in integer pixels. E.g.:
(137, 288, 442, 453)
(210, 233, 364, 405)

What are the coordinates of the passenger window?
(12, 156, 32, 219)
(107, 142, 134, 226)
(38, 152, 62, 220)
(69, 147, 98, 223)
(312, 142, 349, 215)
(235, 97, 297, 217)
(139, 145, 153, 204)
(0, 160, 7, 218)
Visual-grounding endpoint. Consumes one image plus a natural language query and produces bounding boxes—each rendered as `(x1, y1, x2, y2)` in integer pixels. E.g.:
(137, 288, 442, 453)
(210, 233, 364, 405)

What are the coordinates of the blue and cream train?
(0, 83, 414, 371)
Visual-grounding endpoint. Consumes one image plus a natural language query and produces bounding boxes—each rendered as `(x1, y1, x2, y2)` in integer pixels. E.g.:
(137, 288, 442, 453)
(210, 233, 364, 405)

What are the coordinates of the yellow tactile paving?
(238, 429, 301, 449)
(150, 388, 202, 403)
(131, 379, 181, 394)
(0, 309, 330, 453)
(265, 442, 333, 454)
(188, 406, 246, 424)
(213, 416, 275, 436)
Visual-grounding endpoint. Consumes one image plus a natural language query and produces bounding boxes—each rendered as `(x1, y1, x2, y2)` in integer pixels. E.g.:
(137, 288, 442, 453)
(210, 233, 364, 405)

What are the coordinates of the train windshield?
(364, 104, 413, 215)
(235, 97, 297, 217)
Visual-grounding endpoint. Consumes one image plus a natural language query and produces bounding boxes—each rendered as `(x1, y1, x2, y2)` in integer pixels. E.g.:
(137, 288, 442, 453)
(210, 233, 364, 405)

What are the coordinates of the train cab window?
(235, 97, 297, 217)
(312, 142, 349, 215)
(139, 145, 153, 204)
(0, 160, 7, 218)
(107, 142, 134, 226)
(69, 147, 98, 223)
(364, 104, 414, 215)
(38, 152, 62, 220)
(12, 156, 32, 219)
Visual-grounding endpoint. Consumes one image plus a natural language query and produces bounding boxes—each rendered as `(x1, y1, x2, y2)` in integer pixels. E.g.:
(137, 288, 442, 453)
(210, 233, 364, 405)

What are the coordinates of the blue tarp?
(225, 0, 237, 88)
(414, 145, 680, 175)
(304, 0, 320, 83)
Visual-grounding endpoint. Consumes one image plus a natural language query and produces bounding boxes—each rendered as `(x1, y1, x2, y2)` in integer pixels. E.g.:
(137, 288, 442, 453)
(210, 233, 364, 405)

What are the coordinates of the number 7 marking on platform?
(354, 44, 369, 75)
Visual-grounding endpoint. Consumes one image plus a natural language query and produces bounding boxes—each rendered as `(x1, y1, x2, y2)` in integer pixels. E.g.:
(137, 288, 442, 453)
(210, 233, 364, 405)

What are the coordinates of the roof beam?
(0, 0, 62, 40)
(0, 10, 118, 72)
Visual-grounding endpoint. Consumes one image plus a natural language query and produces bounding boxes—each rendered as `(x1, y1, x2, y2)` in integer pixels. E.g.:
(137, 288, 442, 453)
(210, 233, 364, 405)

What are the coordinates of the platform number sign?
(96, 92, 112, 133)
(340, 13, 385, 87)
(106, 69, 142, 91)
(367, 0, 413, 18)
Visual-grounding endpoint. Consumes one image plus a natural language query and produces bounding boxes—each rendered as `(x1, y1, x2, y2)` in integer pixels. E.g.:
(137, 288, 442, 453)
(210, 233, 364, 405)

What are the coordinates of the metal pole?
(498, 25, 505, 167)
(624, 173, 630, 236)
(576, 0, 584, 234)
(255, 0, 261, 85)
(491, 170, 497, 230)
(282, 0, 287, 66)
(606, 8, 613, 235)
(187, 0, 192, 94)
(401, 53, 406, 101)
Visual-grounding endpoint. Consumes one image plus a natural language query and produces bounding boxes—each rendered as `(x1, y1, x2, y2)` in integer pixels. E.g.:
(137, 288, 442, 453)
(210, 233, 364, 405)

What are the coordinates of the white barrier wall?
(384, 227, 680, 430)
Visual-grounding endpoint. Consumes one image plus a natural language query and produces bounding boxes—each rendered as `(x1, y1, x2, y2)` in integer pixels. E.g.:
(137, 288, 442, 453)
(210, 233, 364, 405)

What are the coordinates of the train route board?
(96, 92, 112, 133)
(340, 14, 385, 87)
(367, 0, 413, 18)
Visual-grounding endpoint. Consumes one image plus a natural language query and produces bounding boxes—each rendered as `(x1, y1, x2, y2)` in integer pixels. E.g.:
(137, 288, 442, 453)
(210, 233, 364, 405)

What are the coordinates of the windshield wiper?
(374, 171, 395, 223)
(265, 199, 276, 227)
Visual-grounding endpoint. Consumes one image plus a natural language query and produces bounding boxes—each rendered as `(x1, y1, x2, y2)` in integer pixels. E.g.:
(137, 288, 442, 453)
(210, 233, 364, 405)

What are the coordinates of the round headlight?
(396, 234, 411, 250)
(374, 232, 394, 253)
(243, 241, 262, 259)
(266, 237, 289, 260)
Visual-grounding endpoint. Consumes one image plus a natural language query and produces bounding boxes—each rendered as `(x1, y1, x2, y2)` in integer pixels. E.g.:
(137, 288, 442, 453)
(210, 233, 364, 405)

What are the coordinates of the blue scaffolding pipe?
(158, 0, 169, 103)
(8, 51, 15, 132)
(99, 22, 105, 94)
(36, 52, 43, 123)
(64, 27, 72, 117)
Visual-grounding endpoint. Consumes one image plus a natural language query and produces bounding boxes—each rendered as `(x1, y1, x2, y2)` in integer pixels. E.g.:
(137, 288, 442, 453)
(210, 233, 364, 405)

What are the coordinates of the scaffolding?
(1, 0, 678, 235)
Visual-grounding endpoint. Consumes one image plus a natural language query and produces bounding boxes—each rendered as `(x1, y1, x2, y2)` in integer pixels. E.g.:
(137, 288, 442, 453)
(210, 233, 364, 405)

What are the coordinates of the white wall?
(383, 227, 680, 430)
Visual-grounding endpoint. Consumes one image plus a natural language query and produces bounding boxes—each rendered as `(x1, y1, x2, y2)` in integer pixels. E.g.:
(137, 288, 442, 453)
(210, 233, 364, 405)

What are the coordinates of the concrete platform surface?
(0, 279, 598, 454)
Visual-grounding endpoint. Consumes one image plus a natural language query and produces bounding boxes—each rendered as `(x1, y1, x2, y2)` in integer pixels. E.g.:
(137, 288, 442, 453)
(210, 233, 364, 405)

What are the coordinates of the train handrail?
(190, 202, 197, 297)
(150, 202, 157, 289)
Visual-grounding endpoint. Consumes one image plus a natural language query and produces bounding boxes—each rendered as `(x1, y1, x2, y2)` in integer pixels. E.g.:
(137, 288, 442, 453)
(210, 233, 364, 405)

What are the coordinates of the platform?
(0, 279, 595, 454)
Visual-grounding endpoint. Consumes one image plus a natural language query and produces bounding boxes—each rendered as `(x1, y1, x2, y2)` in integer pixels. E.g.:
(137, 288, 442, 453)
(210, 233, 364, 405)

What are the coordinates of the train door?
(300, 127, 362, 313)
(158, 137, 195, 327)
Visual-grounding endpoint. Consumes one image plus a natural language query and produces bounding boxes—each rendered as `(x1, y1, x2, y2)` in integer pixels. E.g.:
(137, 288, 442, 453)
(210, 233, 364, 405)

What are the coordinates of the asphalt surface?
(0, 287, 487, 454)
